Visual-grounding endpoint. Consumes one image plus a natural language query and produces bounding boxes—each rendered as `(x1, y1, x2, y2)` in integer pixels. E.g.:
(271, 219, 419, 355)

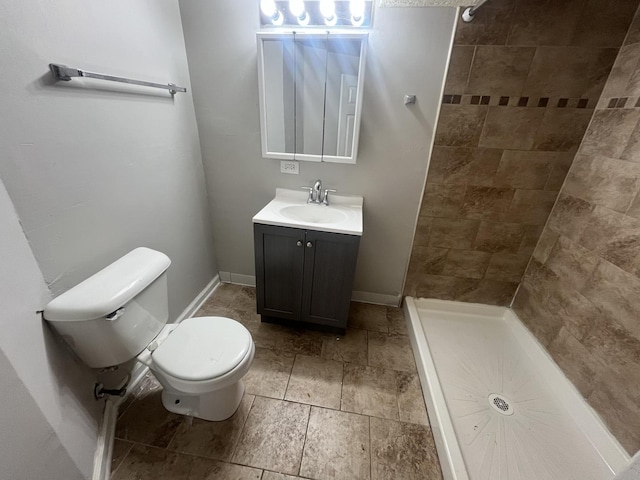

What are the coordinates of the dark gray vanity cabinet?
(254, 223, 360, 332)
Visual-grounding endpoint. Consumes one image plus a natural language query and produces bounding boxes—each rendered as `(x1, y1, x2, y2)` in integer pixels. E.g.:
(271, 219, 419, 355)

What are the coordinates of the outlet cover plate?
(280, 160, 299, 175)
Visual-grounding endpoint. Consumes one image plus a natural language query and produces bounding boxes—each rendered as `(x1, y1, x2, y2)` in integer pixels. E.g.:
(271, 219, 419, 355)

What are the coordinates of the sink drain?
(488, 393, 514, 415)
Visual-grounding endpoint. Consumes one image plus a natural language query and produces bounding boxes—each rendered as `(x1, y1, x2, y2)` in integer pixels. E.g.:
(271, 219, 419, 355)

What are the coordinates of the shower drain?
(488, 393, 514, 415)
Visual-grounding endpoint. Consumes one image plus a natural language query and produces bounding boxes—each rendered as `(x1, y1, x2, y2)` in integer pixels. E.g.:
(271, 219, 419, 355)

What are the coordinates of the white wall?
(179, 0, 456, 300)
(0, 0, 217, 322)
(0, 177, 99, 479)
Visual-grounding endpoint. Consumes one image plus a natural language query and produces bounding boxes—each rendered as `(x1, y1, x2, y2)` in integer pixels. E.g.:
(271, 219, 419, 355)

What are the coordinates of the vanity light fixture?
(289, 0, 310, 25)
(259, 0, 373, 28)
(260, 0, 284, 25)
(349, 0, 365, 26)
(319, 0, 338, 26)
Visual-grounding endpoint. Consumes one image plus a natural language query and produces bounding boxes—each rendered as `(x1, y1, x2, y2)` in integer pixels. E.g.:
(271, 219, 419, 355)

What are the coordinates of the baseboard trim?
(218, 272, 256, 287)
(92, 398, 118, 480)
(175, 275, 220, 323)
(220, 272, 400, 307)
(351, 290, 401, 307)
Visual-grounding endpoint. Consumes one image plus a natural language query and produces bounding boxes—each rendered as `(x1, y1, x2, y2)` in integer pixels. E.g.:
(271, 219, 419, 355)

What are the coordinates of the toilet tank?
(44, 247, 171, 368)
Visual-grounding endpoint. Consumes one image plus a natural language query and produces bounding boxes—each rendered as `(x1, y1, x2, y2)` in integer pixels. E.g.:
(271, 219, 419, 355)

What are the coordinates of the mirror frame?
(257, 31, 368, 164)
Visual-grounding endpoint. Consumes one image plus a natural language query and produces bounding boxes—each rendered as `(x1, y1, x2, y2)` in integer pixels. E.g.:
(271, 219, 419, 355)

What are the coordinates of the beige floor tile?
(341, 364, 399, 420)
(199, 284, 244, 309)
(167, 394, 254, 461)
(189, 456, 263, 479)
(321, 329, 368, 365)
(112, 444, 191, 480)
(244, 347, 295, 399)
(396, 372, 429, 426)
(368, 332, 417, 373)
(285, 355, 344, 409)
(232, 396, 310, 475)
(254, 322, 322, 356)
(112, 443, 262, 480)
(111, 439, 133, 476)
(347, 302, 389, 332)
(261, 472, 306, 480)
(115, 388, 184, 448)
(370, 417, 442, 480)
(386, 307, 408, 335)
(300, 407, 370, 480)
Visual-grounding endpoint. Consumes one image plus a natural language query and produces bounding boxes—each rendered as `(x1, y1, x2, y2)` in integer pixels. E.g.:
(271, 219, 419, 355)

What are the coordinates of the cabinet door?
(254, 224, 305, 321)
(302, 230, 360, 328)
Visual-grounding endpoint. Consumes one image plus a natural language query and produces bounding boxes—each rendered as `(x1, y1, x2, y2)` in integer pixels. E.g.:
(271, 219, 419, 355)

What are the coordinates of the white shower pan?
(403, 297, 630, 480)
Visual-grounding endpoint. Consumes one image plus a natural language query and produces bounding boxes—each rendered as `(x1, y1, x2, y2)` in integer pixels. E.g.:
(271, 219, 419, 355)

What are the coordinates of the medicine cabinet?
(257, 31, 367, 164)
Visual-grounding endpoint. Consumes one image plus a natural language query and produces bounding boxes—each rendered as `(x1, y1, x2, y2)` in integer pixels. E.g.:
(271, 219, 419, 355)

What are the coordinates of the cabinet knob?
(296, 240, 303, 247)
(306, 241, 313, 248)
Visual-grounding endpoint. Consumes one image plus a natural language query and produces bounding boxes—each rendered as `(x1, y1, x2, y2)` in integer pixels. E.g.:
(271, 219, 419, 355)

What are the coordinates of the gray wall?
(179, 0, 456, 302)
(0, 177, 100, 479)
(0, 0, 217, 322)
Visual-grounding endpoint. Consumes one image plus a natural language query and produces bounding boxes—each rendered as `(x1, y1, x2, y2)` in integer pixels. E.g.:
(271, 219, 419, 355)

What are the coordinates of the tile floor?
(111, 284, 443, 480)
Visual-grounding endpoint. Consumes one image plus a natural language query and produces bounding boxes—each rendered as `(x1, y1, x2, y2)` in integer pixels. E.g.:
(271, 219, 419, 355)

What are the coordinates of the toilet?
(43, 247, 255, 421)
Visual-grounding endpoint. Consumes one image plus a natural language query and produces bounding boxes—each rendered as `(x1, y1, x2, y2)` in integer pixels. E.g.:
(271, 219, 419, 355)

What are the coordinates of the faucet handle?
(300, 186, 314, 203)
(322, 189, 337, 206)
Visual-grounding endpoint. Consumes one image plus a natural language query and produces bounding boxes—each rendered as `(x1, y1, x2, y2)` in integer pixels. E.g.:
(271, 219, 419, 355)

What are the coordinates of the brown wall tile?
(578, 205, 640, 275)
(444, 46, 474, 94)
(420, 184, 466, 218)
(523, 47, 609, 98)
(493, 150, 555, 189)
(580, 109, 640, 158)
(454, 3, 516, 46)
(456, 279, 519, 306)
(434, 105, 488, 147)
(466, 46, 536, 96)
(407, 246, 448, 276)
(532, 108, 594, 152)
(518, 225, 544, 256)
(563, 154, 640, 212)
(473, 221, 526, 253)
(532, 228, 558, 264)
(545, 235, 600, 291)
(546, 193, 594, 243)
(581, 260, 640, 339)
(547, 328, 599, 398)
(601, 43, 640, 97)
(429, 218, 480, 249)
(442, 249, 491, 279)
(503, 189, 558, 225)
(427, 147, 501, 186)
(480, 107, 545, 150)
(588, 381, 640, 453)
(571, 0, 639, 48)
(507, 0, 583, 47)
(484, 253, 529, 282)
(459, 186, 515, 221)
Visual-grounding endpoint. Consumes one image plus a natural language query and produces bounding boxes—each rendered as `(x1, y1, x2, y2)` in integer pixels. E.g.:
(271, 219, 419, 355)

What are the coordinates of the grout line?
(110, 439, 134, 478)
(228, 394, 256, 463)
(297, 405, 314, 476)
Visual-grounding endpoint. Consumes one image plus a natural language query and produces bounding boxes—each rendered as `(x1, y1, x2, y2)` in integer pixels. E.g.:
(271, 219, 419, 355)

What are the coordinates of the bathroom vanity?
(252, 187, 363, 332)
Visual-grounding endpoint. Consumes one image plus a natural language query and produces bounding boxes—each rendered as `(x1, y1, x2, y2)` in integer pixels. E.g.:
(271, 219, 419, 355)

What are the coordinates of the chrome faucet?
(301, 179, 336, 205)
(312, 179, 322, 203)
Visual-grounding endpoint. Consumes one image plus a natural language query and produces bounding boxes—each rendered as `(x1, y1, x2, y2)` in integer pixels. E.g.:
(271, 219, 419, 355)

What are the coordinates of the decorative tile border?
(442, 94, 595, 109)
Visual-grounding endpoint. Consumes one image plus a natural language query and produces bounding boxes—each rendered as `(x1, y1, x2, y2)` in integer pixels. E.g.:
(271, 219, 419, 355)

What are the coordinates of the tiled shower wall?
(404, 0, 639, 305)
(513, 6, 640, 454)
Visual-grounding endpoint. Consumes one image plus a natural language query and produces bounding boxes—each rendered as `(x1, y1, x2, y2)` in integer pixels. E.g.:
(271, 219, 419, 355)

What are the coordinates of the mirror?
(257, 32, 367, 164)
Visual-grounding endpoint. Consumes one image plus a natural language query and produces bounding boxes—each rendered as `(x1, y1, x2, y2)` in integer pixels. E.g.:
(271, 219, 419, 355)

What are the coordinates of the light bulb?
(320, 0, 337, 25)
(260, 0, 283, 25)
(289, 0, 305, 18)
(320, 0, 335, 19)
(350, 0, 365, 22)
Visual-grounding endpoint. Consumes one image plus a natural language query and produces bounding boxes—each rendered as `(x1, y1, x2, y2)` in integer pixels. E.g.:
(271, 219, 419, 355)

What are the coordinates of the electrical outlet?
(280, 160, 299, 175)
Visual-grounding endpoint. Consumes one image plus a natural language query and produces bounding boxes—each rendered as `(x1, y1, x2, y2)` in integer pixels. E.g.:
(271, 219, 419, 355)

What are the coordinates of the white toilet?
(43, 247, 255, 421)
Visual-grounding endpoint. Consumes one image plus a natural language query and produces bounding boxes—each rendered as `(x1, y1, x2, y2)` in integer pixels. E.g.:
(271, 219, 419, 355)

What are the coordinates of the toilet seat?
(152, 316, 252, 381)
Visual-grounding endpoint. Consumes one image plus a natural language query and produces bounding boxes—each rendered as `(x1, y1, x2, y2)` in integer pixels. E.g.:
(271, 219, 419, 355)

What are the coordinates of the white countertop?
(252, 188, 364, 236)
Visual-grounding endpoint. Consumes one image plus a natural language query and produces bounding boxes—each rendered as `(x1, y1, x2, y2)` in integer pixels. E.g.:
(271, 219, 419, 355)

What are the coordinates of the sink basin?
(253, 188, 363, 236)
(279, 205, 348, 224)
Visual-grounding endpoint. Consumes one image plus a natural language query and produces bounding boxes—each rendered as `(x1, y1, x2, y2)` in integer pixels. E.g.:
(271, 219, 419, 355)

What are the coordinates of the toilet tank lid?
(44, 247, 171, 322)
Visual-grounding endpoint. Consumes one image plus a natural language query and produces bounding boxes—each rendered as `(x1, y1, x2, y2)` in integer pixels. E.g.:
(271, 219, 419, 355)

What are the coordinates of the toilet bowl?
(139, 316, 255, 421)
(42, 247, 255, 422)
